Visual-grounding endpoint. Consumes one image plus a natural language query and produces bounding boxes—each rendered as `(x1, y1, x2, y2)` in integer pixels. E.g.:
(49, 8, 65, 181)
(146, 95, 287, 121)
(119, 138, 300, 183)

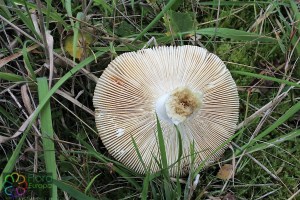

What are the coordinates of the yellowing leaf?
(216, 164, 233, 180)
(64, 33, 92, 60)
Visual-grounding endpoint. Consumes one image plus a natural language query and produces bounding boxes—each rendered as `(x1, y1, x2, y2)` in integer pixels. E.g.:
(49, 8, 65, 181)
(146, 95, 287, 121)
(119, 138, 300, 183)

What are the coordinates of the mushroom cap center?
(156, 87, 203, 125)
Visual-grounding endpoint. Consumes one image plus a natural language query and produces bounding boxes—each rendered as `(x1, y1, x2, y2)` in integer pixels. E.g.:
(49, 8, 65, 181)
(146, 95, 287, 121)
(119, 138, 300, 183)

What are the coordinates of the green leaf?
(52, 179, 96, 200)
(115, 21, 136, 37)
(164, 11, 196, 35)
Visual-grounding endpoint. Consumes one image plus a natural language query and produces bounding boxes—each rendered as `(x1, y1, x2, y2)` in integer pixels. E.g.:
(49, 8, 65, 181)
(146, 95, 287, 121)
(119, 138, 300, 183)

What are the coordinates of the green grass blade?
(156, 116, 173, 199)
(0, 106, 20, 125)
(238, 101, 300, 153)
(131, 136, 146, 170)
(195, 28, 276, 42)
(246, 129, 300, 154)
(289, 0, 300, 33)
(175, 126, 182, 198)
(22, 41, 36, 80)
(0, 72, 24, 82)
(150, 181, 158, 199)
(175, 126, 183, 164)
(65, 0, 74, 27)
(183, 141, 195, 200)
(37, 77, 58, 200)
(77, 137, 142, 191)
(72, 12, 83, 62)
(163, 179, 172, 200)
(45, 0, 51, 29)
(274, 3, 300, 56)
(156, 115, 169, 179)
(84, 173, 101, 194)
(0, 0, 11, 18)
(0, 131, 28, 191)
(141, 168, 151, 200)
(52, 179, 96, 200)
(133, 0, 180, 41)
(289, 0, 300, 56)
(11, 1, 40, 39)
(198, 1, 288, 6)
(232, 71, 300, 88)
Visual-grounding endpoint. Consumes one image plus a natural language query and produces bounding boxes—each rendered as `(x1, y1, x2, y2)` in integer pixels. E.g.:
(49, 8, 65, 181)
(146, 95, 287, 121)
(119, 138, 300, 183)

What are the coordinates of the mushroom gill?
(93, 45, 239, 176)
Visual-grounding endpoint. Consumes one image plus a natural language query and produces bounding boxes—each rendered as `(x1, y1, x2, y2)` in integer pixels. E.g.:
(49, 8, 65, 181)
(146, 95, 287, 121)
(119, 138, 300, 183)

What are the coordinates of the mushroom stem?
(156, 87, 203, 125)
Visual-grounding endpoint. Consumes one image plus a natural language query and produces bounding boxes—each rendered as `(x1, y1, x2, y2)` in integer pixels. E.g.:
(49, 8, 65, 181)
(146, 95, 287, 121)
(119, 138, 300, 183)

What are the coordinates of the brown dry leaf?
(0, 44, 39, 68)
(217, 164, 234, 180)
(21, 85, 34, 115)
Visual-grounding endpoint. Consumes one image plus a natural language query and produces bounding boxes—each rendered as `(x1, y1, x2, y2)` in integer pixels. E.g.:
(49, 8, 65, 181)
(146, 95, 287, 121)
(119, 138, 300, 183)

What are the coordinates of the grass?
(0, 0, 300, 199)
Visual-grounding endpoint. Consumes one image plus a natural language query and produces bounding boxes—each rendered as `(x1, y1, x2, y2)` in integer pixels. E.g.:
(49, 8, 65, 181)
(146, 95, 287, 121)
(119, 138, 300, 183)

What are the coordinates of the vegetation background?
(0, 0, 299, 199)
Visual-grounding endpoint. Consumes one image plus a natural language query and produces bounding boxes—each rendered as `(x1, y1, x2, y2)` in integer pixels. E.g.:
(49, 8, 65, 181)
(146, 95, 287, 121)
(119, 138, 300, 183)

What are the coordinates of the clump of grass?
(0, 0, 300, 200)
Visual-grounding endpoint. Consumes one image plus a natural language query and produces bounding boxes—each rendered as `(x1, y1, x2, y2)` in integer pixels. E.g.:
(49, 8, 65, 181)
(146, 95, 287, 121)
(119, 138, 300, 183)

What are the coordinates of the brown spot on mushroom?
(110, 76, 125, 86)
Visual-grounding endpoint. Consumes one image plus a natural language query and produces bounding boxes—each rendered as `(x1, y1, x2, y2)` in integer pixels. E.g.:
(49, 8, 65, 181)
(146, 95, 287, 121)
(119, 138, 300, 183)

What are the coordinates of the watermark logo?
(3, 172, 28, 198)
(2, 172, 52, 199)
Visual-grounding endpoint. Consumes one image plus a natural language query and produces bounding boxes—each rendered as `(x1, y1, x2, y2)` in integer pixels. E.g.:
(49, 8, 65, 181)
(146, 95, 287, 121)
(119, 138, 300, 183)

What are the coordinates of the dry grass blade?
(46, 30, 54, 88)
(0, 44, 39, 68)
(21, 84, 34, 115)
(0, 111, 34, 143)
(55, 89, 94, 116)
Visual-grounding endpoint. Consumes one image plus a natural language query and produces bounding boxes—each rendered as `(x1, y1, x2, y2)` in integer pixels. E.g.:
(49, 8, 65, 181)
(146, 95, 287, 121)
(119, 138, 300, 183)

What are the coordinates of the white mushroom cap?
(93, 45, 239, 176)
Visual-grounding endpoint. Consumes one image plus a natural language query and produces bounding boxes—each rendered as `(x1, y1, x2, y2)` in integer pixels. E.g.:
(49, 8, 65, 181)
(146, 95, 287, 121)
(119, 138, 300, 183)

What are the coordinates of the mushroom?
(93, 45, 239, 176)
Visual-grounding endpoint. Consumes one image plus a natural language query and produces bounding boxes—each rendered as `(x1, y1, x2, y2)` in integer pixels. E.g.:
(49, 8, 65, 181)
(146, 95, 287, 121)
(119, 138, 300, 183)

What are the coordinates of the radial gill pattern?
(93, 45, 239, 176)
